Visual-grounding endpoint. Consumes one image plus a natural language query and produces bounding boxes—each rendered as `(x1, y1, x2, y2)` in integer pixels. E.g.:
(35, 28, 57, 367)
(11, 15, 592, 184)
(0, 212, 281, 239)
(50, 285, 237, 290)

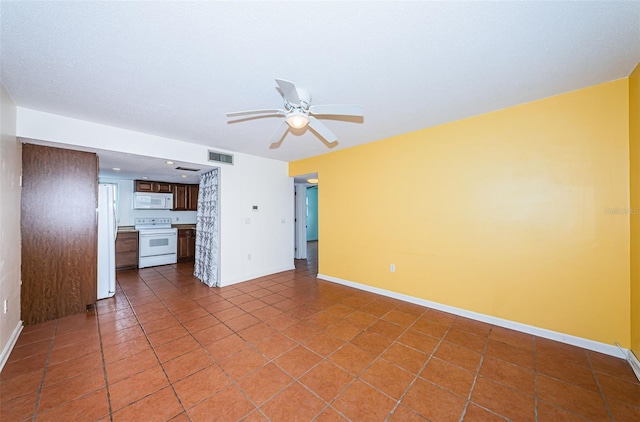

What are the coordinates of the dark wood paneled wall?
(21, 143, 98, 325)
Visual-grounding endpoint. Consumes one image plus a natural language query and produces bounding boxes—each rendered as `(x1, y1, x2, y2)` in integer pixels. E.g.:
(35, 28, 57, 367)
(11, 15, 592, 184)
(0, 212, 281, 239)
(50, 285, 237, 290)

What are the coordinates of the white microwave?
(133, 192, 173, 210)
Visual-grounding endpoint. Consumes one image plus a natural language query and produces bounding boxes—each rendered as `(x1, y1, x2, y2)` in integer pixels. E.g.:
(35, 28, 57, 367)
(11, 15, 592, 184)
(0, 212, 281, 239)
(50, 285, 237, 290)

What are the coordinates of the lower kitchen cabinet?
(178, 228, 196, 262)
(115, 231, 139, 270)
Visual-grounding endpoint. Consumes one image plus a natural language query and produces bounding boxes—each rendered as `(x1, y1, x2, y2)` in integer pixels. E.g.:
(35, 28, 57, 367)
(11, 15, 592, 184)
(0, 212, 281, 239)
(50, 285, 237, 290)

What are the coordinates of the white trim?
(318, 273, 628, 359)
(627, 350, 640, 382)
(220, 265, 296, 287)
(0, 321, 23, 373)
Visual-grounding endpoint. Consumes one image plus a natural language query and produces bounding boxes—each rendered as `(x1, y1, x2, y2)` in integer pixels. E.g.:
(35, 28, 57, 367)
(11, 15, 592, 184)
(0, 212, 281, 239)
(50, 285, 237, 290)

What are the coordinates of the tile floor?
(1, 242, 639, 421)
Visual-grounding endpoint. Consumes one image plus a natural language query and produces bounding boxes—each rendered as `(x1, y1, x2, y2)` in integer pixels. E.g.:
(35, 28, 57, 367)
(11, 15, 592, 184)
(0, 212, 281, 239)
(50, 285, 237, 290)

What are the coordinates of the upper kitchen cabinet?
(188, 184, 199, 210)
(135, 180, 172, 193)
(173, 183, 199, 211)
(21, 144, 98, 326)
(173, 183, 187, 210)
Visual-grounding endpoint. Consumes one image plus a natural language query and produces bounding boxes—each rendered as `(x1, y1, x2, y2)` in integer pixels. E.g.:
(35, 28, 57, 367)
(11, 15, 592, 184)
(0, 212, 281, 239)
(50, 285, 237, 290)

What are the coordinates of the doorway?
(305, 184, 318, 274)
(293, 173, 318, 275)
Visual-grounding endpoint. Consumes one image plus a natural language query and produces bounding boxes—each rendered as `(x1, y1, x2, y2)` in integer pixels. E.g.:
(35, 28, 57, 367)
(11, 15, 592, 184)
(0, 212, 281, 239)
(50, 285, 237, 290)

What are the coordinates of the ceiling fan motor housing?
(291, 88, 311, 109)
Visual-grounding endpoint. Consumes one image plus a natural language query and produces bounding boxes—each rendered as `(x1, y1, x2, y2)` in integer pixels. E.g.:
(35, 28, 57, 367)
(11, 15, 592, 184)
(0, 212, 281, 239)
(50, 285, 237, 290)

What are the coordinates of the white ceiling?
(2, 1, 639, 168)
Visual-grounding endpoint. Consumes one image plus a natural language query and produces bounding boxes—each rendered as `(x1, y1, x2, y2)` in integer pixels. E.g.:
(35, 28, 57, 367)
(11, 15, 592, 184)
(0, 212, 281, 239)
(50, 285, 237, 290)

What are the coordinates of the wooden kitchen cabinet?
(155, 181, 172, 193)
(188, 184, 199, 210)
(173, 183, 199, 211)
(172, 184, 188, 210)
(178, 228, 196, 262)
(115, 231, 138, 270)
(135, 180, 173, 193)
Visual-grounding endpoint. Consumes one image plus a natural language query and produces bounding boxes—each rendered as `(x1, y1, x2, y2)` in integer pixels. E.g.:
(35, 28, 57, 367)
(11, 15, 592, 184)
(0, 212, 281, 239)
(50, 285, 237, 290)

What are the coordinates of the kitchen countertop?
(117, 225, 195, 232)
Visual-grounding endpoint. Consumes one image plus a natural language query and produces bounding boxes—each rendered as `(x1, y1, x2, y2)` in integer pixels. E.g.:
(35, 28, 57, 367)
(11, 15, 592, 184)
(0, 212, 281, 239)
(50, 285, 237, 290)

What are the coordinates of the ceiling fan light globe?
(285, 110, 309, 129)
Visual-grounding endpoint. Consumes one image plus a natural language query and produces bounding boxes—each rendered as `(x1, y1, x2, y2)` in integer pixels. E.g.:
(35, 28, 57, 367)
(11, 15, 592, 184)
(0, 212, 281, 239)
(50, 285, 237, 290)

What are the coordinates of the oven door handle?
(139, 232, 177, 238)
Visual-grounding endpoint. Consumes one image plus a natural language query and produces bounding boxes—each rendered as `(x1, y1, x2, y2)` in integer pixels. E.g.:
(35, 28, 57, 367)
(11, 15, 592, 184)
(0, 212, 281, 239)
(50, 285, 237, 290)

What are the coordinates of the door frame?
(294, 184, 307, 259)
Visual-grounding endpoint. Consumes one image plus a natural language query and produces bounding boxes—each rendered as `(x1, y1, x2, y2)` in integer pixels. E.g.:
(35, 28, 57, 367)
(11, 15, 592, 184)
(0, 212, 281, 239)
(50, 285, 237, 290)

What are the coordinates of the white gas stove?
(134, 218, 178, 268)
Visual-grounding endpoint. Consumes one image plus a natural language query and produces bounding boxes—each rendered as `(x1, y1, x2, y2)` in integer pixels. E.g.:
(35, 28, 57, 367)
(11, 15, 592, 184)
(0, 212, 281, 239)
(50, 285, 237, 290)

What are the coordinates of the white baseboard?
(0, 321, 23, 373)
(220, 265, 296, 287)
(318, 273, 628, 360)
(628, 350, 640, 382)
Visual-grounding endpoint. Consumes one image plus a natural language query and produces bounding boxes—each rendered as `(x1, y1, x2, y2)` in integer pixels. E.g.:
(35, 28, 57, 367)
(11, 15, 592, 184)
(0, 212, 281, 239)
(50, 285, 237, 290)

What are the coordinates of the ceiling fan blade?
(227, 109, 284, 118)
(307, 116, 339, 148)
(275, 79, 301, 105)
(309, 104, 363, 117)
(269, 121, 289, 149)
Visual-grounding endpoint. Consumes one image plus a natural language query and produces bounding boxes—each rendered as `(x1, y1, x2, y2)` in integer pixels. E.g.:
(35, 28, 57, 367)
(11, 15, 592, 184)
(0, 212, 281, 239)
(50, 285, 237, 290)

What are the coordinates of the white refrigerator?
(98, 183, 117, 299)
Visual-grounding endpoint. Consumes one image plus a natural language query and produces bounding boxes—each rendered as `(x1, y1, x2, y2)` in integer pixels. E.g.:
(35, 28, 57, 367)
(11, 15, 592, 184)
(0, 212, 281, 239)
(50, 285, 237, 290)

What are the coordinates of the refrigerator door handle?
(112, 203, 117, 241)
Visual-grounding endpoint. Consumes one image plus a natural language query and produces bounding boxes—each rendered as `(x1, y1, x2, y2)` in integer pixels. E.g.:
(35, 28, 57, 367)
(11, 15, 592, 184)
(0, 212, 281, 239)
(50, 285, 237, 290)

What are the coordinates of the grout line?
(256, 298, 410, 419)
(95, 299, 115, 422)
(204, 268, 318, 420)
(117, 268, 191, 420)
(304, 307, 402, 421)
(586, 351, 615, 421)
(458, 324, 492, 421)
(30, 319, 57, 421)
(131, 264, 293, 420)
(384, 310, 454, 419)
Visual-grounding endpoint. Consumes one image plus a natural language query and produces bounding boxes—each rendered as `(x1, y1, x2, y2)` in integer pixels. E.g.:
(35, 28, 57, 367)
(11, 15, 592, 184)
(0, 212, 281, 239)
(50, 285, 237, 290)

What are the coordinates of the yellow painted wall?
(291, 80, 631, 346)
(630, 63, 640, 357)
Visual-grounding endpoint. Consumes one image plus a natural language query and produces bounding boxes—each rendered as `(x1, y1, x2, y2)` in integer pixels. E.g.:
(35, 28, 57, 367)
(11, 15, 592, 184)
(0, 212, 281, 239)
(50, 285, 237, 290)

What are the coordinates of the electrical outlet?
(390, 264, 396, 273)
(248, 254, 252, 261)
(3, 299, 8, 314)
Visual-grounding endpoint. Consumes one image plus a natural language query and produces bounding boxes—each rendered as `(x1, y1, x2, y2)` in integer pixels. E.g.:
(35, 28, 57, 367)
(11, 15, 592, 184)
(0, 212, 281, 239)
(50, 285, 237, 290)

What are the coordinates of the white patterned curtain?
(194, 169, 220, 287)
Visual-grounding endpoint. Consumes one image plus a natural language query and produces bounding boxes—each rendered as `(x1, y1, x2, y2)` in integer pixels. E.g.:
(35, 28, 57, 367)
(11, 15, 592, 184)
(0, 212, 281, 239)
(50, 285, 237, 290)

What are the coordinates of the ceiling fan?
(226, 79, 363, 149)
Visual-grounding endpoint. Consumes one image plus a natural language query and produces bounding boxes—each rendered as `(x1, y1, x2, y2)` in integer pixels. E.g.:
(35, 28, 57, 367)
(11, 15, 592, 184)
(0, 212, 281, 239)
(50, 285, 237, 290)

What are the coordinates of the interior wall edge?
(628, 61, 640, 358)
(318, 273, 629, 360)
(0, 82, 22, 366)
(628, 350, 640, 383)
(0, 321, 23, 373)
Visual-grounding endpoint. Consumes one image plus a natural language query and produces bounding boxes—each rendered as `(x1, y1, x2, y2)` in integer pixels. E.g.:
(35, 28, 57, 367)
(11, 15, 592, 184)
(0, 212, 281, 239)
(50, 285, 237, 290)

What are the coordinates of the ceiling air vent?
(208, 150, 234, 165)
(175, 166, 200, 172)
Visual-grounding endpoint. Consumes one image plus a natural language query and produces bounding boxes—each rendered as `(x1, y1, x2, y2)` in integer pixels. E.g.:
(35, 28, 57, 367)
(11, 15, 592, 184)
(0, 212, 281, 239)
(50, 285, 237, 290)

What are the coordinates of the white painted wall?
(17, 108, 295, 286)
(227, 154, 296, 285)
(99, 177, 197, 226)
(0, 84, 22, 370)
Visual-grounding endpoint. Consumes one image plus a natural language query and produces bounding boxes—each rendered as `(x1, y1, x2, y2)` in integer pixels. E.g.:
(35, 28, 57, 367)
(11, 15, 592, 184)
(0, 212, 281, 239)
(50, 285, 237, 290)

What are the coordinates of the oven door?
(138, 229, 177, 258)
